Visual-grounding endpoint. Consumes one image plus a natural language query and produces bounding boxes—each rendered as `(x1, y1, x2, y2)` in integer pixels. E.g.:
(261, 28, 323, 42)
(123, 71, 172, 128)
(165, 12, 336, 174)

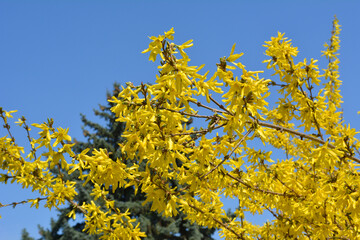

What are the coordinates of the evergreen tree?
(22, 83, 215, 240)
(21, 229, 35, 240)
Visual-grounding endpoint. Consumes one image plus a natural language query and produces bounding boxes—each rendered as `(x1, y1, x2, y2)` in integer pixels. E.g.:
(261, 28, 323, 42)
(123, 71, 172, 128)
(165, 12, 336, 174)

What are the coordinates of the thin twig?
(273, 174, 302, 198)
(65, 197, 87, 215)
(187, 202, 244, 239)
(265, 206, 279, 219)
(158, 106, 211, 119)
(189, 99, 227, 115)
(0, 110, 15, 143)
(202, 127, 253, 178)
(298, 83, 324, 141)
(22, 117, 37, 159)
(255, 120, 360, 164)
(225, 171, 300, 198)
(209, 95, 233, 115)
(0, 197, 48, 208)
(168, 123, 226, 137)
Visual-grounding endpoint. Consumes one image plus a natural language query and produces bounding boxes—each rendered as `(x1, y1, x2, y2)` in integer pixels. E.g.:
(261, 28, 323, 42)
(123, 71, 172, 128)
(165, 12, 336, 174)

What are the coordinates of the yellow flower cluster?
(2, 17, 360, 239)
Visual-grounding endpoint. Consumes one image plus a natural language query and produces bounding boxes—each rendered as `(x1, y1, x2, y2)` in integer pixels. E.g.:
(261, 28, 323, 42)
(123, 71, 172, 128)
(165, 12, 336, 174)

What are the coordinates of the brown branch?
(265, 206, 280, 220)
(158, 106, 211, 119)
(22, 117, 37, 159)
(273, 173, 302, 198)
(168, 123, 226, 137)
(225, 171, 300, 198)
(209, 95, 233, 116)
(255, 120, 360, 164)
(0, 197, 48, 209)
(298, 83, 324, 141)
(187, 202, 244, 239)
(268, 80, 288, 88)
(202, 127, 253, 178)
(0, 109, 15, 143)
(189, 99, 228, 115)
(283, 54, 324, 141)
(0, 173, 15, 180)
(65, 197, 87, 215)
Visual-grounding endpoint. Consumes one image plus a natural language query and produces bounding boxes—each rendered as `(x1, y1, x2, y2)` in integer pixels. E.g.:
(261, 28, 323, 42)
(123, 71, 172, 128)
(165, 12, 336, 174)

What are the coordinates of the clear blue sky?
(1, 1, 360, 239)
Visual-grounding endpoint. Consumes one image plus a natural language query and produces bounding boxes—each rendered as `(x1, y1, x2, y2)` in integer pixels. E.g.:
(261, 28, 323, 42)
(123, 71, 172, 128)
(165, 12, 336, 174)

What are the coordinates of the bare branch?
(0, 197, 48, 209)
(209, 95, 233, 116)
(189, 99, 228, 115)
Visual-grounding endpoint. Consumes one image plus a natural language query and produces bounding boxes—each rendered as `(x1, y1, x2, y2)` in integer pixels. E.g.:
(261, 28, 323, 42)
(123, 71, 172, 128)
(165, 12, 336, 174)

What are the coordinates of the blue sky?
(1, 1, 360, 239)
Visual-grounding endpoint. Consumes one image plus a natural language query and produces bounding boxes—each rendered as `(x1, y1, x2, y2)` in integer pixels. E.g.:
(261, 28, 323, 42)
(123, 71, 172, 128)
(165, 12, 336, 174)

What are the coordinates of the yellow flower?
(51, 127, 72, 147)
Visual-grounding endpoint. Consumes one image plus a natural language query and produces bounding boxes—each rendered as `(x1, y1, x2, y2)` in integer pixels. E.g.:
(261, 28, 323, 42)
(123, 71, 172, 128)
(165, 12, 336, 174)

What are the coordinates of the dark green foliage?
(22, 83, 215, 240)
(21, 229, 35, 240)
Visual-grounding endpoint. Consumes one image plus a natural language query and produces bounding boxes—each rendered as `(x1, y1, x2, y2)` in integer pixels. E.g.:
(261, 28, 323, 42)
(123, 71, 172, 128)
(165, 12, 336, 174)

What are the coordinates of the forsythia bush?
(1, 17, 360, 239)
